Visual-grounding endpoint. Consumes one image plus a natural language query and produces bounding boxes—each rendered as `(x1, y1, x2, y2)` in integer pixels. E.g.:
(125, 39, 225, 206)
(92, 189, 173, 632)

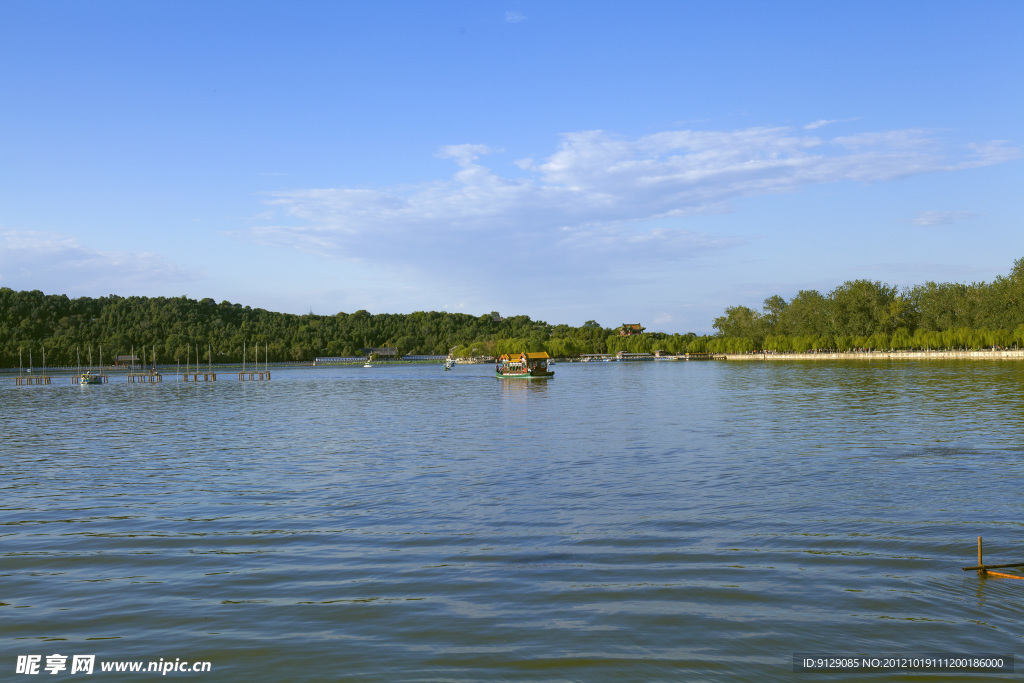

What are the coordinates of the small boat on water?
(444, 359, 454, 370)
(496, 351, 554, 379)
(79, 371, 104, 386)
(364, 361, 373, 368)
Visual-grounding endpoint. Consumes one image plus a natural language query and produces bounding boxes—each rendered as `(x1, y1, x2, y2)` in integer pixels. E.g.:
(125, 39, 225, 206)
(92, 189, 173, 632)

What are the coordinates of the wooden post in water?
(962, 536, 1024, 580)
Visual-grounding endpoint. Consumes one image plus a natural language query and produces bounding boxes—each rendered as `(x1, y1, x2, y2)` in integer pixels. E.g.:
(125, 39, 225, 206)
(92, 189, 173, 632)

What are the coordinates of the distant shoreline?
(722, 349, 1024, 361)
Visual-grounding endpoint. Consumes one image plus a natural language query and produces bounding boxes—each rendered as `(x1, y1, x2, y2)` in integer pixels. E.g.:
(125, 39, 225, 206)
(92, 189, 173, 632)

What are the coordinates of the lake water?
(3, 360, 1024, 681)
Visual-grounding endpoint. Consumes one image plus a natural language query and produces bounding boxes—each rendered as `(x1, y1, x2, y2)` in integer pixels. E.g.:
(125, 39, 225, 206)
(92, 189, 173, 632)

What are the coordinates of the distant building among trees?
(363, 347, 398, 359)
(618, 324, 645, 336)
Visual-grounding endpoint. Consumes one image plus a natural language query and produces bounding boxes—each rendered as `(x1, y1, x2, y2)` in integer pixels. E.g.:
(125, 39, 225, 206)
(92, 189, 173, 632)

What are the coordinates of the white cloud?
(959, 140, 1021, 167)
(912, 210, 980, 226)
(803, 117, 858, 130)
(504, 11, 526, 23)
(436, 143, 495, 165)
(0, 230, 200, 294)
(249, 124, 1019, 294)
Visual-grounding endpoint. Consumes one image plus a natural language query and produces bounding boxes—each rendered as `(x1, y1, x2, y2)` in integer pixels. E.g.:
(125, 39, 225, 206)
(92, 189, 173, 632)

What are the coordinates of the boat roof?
(499, 351, 550, 360)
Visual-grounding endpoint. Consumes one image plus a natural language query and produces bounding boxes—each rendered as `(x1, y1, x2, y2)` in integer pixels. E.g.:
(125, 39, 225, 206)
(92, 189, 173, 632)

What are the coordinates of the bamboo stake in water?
(962, 561, 1024, 571)
(962, 536, 1024, 577)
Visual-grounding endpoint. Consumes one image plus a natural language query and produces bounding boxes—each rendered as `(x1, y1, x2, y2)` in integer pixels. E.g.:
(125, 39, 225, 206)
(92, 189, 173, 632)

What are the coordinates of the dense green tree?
(760, 295, 788, 338)
(709, 259, 1024, 353)
(712, 305, 762, 343)
(0, 289, 664, 366)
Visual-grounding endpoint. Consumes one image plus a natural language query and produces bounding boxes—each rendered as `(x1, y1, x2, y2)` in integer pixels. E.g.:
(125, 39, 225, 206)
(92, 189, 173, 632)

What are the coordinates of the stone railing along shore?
(723, 349, 1024, 361)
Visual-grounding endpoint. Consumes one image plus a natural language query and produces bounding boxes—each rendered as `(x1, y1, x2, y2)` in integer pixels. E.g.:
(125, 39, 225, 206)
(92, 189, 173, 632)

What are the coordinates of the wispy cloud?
(803, 117, 858, 130)
(504, 11, 526, 23)
(249, 124, 1019, 294)
(0, 230, 200, 294)
(913, 210, 980, 226)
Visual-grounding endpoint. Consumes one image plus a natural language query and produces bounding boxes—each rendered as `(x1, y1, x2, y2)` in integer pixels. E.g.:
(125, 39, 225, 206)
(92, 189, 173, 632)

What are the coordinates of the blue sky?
(1, 1, 1021, 333)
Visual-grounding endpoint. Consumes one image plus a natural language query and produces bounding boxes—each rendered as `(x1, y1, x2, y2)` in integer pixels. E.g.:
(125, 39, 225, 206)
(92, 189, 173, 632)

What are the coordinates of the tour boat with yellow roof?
(495, 351, 554, 378)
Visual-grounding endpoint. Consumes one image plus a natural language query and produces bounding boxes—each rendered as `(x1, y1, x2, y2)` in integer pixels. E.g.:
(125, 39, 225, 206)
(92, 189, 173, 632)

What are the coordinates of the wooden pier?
(182, 372, 216, 382)
(16, 375, 51, 385)
(14, 348, 51, 385)
(180, 342, 217, 381)
(238, 341, 271, 381)
(238, 371, 271, 381)
(127, 371, 162, 383)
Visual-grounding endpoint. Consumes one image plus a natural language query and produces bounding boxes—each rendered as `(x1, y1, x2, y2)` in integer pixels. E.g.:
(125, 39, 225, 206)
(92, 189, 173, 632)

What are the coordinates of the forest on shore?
(709, 258, 1024, 353)
(2, 258, 1022, 367)
(0, 288, 700, 367)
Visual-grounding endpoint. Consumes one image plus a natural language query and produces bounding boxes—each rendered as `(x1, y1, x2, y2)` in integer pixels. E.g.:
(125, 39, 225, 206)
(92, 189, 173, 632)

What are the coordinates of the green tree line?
(9, 258, 1016, 367)
(711, 258, 1024, 352)
(0, 291, 700, 367)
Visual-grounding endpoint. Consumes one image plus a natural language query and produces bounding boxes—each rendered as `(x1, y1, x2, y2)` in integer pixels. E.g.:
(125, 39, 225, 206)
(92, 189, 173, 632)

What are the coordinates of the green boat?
(496, 351, 554, 378)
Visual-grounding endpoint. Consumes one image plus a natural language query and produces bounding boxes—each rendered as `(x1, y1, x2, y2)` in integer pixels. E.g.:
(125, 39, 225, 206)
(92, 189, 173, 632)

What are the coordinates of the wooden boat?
(496, 351, 554, 378)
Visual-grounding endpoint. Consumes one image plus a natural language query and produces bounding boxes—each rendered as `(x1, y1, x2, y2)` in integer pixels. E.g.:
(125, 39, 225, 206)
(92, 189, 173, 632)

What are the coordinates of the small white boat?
(364, 361, 372, 368)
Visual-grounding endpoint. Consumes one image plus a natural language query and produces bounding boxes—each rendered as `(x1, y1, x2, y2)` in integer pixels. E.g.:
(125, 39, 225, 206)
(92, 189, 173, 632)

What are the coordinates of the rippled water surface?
(4, 361, 1024, 681)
